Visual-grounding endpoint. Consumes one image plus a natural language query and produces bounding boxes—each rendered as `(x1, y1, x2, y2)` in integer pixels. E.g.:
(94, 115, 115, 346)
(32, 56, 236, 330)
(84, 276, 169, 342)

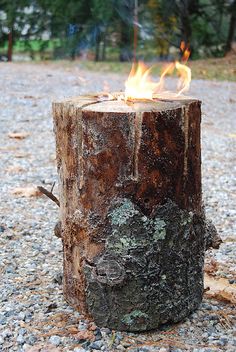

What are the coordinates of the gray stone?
(16, 334, 25, 344)
(27, 334, 37, 345)
(0, 313, 6, 325)
(18, 312, 26, 321)
(220, 337, 228, 346)
(49, 335, 61, 346)
(0, 225, 5, 233)
(18, 328, 27, 335)
(89, 340, 103, 350)
(115, 332, 123, 343)
(94, 328, 102, 341)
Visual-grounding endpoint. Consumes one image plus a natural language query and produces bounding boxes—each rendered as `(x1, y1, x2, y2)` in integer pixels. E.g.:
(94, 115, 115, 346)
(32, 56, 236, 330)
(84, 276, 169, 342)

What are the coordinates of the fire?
(125, 62, 160, 101)
(124, 42, 191, 101)
(180, 41, 191, 63)
(175, 61, 191, 95)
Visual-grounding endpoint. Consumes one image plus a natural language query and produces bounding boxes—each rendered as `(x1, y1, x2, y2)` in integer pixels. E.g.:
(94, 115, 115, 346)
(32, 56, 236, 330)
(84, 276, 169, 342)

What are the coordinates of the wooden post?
(52, 96, 218, 331)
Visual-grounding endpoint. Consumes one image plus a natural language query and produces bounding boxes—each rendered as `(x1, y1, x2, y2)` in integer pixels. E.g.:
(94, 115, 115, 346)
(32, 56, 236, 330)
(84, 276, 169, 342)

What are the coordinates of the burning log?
(52, 95, 219, 331)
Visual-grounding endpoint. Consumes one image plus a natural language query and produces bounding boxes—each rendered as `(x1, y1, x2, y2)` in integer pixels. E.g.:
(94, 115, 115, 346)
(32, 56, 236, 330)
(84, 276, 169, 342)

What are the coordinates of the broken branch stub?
(52, 96, 219, 331)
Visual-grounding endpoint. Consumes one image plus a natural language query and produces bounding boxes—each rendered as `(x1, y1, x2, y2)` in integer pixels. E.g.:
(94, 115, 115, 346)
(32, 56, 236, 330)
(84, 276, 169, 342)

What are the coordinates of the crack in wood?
(77, 100, 109, 190)
(182, 106, 189, 177)
(132, 111, 143, 181)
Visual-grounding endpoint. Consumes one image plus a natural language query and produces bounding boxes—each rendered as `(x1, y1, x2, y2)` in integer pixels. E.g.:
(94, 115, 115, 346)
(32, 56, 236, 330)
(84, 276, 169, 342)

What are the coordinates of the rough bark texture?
(52, 96, 217, 331)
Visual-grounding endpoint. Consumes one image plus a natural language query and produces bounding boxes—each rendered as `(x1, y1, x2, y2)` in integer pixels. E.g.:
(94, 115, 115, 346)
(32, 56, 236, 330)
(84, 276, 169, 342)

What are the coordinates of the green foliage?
(147, 0, 177, 57)
(0, 0, 235, 61)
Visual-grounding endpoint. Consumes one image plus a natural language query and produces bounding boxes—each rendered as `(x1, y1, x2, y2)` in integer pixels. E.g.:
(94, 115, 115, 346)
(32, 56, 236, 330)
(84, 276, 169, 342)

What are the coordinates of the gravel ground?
(0, 62, 235, 352)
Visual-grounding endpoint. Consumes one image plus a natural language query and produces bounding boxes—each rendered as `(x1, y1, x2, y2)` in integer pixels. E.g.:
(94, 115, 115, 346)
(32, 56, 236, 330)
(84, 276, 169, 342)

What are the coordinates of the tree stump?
(52, 96, 218, 331)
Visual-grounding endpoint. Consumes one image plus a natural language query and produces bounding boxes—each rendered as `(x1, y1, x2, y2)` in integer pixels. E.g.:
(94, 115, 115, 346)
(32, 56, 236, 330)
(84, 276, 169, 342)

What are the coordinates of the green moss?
(106, 199, 168, 255)
(122, 310, 149, 326)
(153, 218, 166, 240)
(180, 212, 193, 226)
(108, 199, 139, 226)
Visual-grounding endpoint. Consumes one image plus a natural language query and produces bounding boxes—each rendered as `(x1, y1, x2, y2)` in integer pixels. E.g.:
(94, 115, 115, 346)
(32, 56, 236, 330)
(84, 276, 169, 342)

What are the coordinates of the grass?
(78, 56, 236, 82)
(1, 42, 235, 81)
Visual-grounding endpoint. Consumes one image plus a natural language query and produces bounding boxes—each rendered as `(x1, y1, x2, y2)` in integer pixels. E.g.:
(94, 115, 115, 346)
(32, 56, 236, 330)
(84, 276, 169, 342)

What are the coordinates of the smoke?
(112, 0, 141, 27)
(57, 1, 141, 60)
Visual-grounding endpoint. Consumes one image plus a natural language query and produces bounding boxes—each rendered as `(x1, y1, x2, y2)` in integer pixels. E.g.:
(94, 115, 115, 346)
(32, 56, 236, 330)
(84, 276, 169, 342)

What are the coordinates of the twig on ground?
(51, 181, 56, 193)
(37, 186, 60, 207)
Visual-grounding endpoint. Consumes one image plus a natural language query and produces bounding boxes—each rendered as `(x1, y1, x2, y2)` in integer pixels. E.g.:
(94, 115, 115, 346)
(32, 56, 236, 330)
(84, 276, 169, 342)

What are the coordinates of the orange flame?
(124, 42, 191, 101)
(180, 41, 191, 63)
(124, 62, 159, 101)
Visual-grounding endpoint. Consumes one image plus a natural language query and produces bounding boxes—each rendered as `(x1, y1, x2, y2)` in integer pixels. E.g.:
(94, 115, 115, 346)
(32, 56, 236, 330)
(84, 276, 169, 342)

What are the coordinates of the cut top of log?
(83, 97, 199, 113)
(55, 94, 199, 113)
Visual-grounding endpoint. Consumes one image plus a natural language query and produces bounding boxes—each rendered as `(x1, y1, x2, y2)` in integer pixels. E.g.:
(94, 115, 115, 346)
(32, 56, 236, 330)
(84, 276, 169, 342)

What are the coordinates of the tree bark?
(177, 0, 195, 51)
(95, 38, 100, 62)
(101, 30, 107, 61)
(52, 96, 217, 331)
(7, 30, 13, 62)
(119, 22, 133, 62)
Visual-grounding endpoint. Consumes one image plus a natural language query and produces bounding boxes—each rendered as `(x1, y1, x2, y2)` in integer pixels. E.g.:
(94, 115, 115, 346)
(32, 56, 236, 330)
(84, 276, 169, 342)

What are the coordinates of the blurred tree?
(113, 0, 148, 62)
(90, 0, 114, 61)
(225, 0, 236, 54)
(0, 0, 27, 61)
(188, 0, 232, 57)
(113, 0, 136, 61)
(43, 0, 91, 60)
(175, 0, 199, 48)
(0, 0, 234, 62)
(148, 0, 177, 58)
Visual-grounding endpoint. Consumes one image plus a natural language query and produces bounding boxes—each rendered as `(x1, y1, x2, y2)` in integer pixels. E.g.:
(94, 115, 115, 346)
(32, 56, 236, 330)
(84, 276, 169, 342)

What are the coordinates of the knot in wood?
(95, 257, 125, 286)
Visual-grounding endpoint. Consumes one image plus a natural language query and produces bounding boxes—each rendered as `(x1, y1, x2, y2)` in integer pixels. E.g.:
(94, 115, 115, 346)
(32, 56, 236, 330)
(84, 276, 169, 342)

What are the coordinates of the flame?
(180, 41, 191, 63)
(180, 41, 185, 52)
(176, 42, 191, 95)
(124, 42, 191, 101)
(124, 62, 159, 101)
(176, 61, 191, 95)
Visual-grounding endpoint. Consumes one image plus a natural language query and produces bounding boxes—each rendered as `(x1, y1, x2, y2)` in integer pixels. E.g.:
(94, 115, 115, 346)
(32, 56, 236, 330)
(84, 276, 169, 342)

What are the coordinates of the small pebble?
(49, 335, 61, 346)
(89, 340, 103, 350)
(16, 334, 25, 344)
(0, 313, 6, 325)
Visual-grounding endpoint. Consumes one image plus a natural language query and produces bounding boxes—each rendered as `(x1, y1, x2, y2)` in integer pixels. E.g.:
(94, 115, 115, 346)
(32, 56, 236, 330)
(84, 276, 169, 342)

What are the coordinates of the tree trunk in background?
(119, 21, 133, 61)
(225, 0, 236, 55)
(52, 96, 219, 331)
(180, 15, 192, 46)
(101, 30, 107, 61)
(7, 30, 13, 62)
(95, 32, 101, 62)
(133, 0, 138, 62)
(177, 0, 197, 52)
(179, 5, 192, 47)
